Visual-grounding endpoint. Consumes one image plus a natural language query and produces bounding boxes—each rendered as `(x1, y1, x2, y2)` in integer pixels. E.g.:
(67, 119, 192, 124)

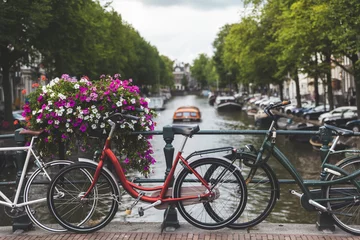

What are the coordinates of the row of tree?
(192, 0, 360, 115)
(0, 0, 174, 122)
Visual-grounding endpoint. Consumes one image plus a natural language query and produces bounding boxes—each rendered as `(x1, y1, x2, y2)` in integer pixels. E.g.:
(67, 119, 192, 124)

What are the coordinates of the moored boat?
(214, 96, 242, 111)
(148, 97, 165, 111)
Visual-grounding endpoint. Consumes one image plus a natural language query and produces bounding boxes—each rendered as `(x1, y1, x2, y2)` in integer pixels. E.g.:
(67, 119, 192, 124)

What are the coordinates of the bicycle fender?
(78, 158, 121, 199)
(174, 155, 243, 180)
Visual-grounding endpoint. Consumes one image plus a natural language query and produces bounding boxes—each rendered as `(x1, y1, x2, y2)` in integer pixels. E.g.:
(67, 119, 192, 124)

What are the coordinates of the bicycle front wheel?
(24, 160, 73, 232)
(173, 158, 247, 230)
(226, 154, 278, 229)
(325, 156, 360, 235)
(47, 162, 120, 233)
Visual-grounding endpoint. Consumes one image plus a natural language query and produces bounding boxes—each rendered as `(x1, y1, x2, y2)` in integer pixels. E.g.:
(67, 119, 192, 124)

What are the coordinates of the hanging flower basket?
(23, 74, 157, 176)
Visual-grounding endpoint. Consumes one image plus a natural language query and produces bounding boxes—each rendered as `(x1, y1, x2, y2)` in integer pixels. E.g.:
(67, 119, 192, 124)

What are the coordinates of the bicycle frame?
(253, 119, 360, 204)
(0, 136, 46, 208)
(82, 120, 230, 206)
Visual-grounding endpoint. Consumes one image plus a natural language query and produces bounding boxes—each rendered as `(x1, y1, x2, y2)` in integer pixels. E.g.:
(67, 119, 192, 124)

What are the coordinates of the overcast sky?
(111, 0, 250, 65)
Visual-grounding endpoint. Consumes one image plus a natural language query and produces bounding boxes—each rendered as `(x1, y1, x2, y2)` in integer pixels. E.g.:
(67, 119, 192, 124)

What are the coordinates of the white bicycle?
(0, 129, 72, 232)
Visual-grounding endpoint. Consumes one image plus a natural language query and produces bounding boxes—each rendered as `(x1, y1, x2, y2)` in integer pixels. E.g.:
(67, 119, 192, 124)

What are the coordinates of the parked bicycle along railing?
(0, 129, 73, 232)
(46, 112, 247, 233)
(220, 101, 360, 236)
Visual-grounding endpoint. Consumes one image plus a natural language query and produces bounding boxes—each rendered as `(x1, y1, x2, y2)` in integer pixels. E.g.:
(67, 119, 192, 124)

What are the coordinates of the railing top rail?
(0, 133, 15, 140)
(132, 129, 320, 136)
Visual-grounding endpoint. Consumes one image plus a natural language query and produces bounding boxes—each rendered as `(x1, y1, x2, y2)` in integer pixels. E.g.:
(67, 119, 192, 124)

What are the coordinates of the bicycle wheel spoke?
(24, 160, 72, 232)
(327, 157, 360, 235)
(48, 162, 119, 233)
(174, 158, 246, 230)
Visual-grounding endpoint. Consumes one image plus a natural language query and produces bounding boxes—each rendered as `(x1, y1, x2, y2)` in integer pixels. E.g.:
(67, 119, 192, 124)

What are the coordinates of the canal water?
(0, 94, 334, 227)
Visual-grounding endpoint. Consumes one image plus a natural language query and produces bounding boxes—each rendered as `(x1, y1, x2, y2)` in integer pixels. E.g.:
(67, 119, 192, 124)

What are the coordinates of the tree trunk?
(278, 82, 284, 101)
(314, 76, 319, 106)
(324, 53, 334, 110)
(314, 54, 320, 106)
(294, 69, 301, 108)
(1, 65, 13, 123)
(352, 53, 360, 119)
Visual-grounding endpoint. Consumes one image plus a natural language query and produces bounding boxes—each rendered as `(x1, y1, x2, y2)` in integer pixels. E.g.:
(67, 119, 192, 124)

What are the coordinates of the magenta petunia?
(79, 124, 87, 132)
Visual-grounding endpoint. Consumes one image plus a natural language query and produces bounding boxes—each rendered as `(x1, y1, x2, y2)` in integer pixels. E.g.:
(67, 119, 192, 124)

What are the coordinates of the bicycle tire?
(173, 157, 247, 230)
(325, 156, 360, 235)
(223, 153, 279, 229)
(24, 160, 73, 232)
(47, 162, 120, 233)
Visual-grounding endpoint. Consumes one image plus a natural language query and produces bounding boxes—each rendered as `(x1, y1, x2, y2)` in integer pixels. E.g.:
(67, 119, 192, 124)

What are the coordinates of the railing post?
(12, 128, 33, 232)
(316, 126, 335, 232)
(162, 125, 180, 230)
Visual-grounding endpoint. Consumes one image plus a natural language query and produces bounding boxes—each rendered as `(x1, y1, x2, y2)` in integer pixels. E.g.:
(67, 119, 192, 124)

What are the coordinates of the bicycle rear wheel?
(24, 160, 73, 232)
(173, 157, 247, 230)
(47, 162, 120, 233)
(325, 156, 360, 235)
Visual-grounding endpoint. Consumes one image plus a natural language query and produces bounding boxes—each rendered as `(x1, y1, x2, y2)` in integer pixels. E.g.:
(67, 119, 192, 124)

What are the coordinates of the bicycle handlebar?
(264, 100, 292, 117)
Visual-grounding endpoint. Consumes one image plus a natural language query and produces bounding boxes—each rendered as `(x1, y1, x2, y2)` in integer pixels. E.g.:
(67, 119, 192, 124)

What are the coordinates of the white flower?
(100, 123, 105, 128)
(36, 119, 42, 123)
(32, 110, 37, 115)
(66, 123, 70, 128)
(50, 93, 55, 98)
(74, 84, 80, 89)
(116, 101, 122, 107)
(45, 106, 50, 110)
(54, 120, 60, 125)
(67, 128, 73, 133)
(95, 120, 99, 124)
(96, 113, 101, 119)
(42, 85, 48, 93)
(145, 98, 150, 103)
(145, 126, 150, 131)
(77, 114, 84, 119)
(91, 124, 97, 129)
(131, 98, 136, 104)
(77, 106, 81, 110)
(67, 119, 71, 122)
(48, 101, 53, 106)
(37, 109, 43, 113)
(84, 116, 89, 120)
(131, 120, 137, 124)
(67, 108, 73, 114)
(138, 134, 143, 140)
(144, 108, 149, 114)
(58, 93, 66, 100)
(120, 124, 125, 128)
(92, 108, 98, 114)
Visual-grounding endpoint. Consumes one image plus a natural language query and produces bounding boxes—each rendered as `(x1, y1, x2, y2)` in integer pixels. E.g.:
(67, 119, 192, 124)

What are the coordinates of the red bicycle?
(47, 112, 247, 233)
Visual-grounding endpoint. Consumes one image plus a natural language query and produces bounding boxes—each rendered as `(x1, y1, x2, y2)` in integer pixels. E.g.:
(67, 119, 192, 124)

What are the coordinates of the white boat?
(214, 96, 242, 111)
(148, 97, 165, 111)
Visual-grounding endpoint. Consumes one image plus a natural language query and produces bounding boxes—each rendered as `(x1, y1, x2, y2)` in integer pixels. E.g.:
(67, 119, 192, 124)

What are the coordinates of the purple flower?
(48, 120, 53, 124)
(124, 158, 129, 164)
(79, 124, 87, 132)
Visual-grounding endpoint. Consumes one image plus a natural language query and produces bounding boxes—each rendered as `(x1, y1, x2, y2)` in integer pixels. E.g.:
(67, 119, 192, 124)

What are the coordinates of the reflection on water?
(0, 95, 330, 227)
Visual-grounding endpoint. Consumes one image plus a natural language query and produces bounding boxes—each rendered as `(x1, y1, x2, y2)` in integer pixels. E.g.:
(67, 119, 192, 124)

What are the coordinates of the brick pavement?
(0, 222, 357, 240)
(0, 231, 358, 240)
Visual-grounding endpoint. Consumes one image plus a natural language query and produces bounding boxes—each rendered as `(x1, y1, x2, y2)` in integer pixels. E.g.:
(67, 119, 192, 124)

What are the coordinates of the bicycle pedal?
(125, 208, 132, 215)
(138, 207, 144, 216)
